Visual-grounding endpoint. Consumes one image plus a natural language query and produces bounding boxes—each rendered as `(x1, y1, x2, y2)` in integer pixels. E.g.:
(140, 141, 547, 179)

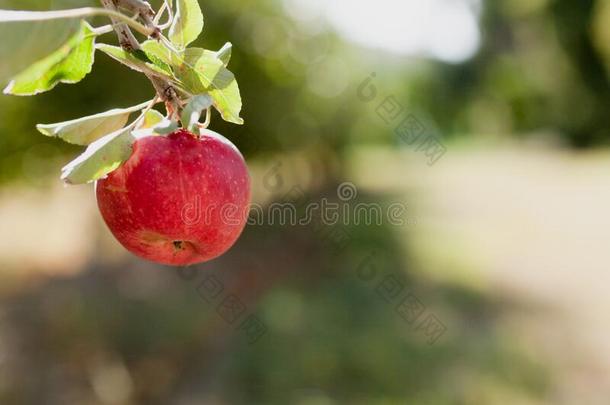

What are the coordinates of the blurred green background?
(0, 0, 609, 404)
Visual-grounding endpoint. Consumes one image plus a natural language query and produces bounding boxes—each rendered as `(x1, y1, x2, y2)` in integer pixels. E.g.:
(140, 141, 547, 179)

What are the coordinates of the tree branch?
(99, 0, 139, 50)
(115, 0, 160, 39)
(99, 0, 180, 119)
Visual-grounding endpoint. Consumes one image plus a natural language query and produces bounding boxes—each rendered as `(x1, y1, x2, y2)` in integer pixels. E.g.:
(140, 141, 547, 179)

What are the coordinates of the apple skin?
(96, 129, 250, 266)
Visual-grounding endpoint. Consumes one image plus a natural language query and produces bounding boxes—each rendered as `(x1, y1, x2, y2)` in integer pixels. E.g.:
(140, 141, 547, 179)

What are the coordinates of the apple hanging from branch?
(0, 0, 250, 266)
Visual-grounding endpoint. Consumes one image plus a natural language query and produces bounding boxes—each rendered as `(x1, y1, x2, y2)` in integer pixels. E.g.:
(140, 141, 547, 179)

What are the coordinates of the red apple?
(96, 128, 251, 266)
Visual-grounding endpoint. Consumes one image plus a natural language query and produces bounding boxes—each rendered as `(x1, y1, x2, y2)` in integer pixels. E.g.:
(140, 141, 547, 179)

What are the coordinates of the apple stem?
(202, 109, 212, 129)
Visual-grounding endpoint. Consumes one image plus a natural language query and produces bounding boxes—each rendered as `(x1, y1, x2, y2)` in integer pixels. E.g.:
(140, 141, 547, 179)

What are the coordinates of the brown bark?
(99, 0, 180, 118)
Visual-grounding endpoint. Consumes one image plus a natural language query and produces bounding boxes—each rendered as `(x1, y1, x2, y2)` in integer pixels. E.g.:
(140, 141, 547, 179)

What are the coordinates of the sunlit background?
(285, 0, 482, 63)
(0, 0, 610, 403)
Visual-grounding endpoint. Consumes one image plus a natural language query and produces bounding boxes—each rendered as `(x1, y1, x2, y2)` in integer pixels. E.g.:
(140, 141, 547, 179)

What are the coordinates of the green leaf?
(141, 40, 179, 66)
(0, 19, 80, 83)
(177, 48, 244, 124)
(140, 42, 243, 125)
(96, 44, 173, 77)
(137, 109, 165, 129)
(169, 0, 204, 48)
(132, 112, 176, 138)
(61, 125, 137, 185)
(215, 42, 232, 66)
(181, 95, 213, 131)
(141, 50, 174, 76)
(3, 20, 96, 96)
(36, 101, 150, 145)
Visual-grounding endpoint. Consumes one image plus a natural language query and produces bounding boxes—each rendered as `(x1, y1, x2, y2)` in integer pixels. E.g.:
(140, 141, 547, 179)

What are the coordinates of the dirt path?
(351, 144, 610, 404)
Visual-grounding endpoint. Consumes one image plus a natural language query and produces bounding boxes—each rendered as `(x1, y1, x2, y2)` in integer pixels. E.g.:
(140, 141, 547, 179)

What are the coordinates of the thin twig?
(115, 0, 160, 39)
(154, 0, 168, 25)
(155, 0, 173, 30)
(91, 24, 114, 36)
(99, 0, 141, 50)
(0, 7, 154, 36)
